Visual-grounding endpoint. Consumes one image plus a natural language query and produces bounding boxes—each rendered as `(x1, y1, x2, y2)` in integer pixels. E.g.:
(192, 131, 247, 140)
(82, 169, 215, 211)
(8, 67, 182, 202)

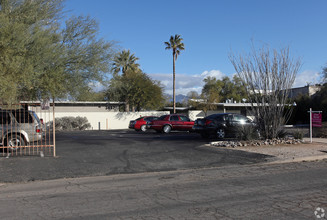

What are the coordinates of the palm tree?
(112, 50, 140, 112)
(164, 34, 185, 113)
(112, 50, 140, 76)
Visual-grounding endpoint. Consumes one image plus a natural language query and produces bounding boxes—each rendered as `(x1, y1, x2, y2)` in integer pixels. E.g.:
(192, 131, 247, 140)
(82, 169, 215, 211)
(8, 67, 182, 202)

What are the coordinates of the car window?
(170, 116, 180, 121)
(11, 110, 34, 123)
(32, 111, 41, 124)
(158, 115, 167, 120)
(144, 117, 154, 122)
(179, 116, 190, 121)
(233, 114, 248, 124)
(207, 114, 225, 121)
(0, 112, 11, 124)
(146, 117, 158, 122)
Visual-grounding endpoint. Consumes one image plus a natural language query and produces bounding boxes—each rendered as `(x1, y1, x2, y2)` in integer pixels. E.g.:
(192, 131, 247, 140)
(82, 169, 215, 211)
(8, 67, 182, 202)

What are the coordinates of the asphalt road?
(0, 130, 272, 183)
(1, 160, 327, 219)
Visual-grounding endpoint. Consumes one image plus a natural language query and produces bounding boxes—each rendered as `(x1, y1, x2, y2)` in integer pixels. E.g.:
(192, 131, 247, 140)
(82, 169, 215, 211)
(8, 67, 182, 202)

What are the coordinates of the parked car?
(147, 114, 194, 133)
(193, 113, 257, 139)
(0, 109, 43, 151)
(129, 116, 159, 132)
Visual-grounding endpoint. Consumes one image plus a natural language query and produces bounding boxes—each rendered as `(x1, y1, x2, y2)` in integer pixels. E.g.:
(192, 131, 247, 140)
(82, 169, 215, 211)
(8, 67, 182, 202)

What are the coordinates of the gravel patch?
(209, 139, 327, 161)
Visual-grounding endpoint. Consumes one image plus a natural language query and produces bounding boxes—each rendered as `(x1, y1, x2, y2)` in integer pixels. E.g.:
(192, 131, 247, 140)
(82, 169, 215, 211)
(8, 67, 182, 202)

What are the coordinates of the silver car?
(0, 109, 43, 151)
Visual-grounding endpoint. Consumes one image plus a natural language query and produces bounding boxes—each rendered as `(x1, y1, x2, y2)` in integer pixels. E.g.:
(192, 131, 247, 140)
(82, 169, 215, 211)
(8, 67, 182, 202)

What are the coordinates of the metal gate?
(0, 102, 56, 157)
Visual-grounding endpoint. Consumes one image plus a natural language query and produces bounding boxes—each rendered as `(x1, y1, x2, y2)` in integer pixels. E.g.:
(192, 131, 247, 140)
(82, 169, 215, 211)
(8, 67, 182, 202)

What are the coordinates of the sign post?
(308, 108, 322, 143)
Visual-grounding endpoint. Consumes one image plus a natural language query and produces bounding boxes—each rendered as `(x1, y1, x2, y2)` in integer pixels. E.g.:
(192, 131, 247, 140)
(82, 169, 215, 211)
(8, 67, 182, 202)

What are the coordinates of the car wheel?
(216, 128, 226, 139)
(6, 134, 25, 151)
(163, 125, 172, 133)
(140, 125, 147, 132)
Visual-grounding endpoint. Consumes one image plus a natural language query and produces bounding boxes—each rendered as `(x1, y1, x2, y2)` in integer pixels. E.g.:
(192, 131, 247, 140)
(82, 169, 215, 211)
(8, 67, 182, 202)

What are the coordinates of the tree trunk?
(125, 97, 130, 112)
(173, 51, 176, 114)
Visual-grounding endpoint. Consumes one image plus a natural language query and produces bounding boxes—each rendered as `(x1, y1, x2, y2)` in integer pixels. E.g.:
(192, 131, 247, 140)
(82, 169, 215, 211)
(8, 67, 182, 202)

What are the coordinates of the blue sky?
(64, 0, 327, 95)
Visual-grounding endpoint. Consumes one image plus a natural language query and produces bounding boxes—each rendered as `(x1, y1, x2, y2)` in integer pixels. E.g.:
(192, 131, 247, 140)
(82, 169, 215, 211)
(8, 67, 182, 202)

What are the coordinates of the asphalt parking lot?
(0, 130, 272, 183)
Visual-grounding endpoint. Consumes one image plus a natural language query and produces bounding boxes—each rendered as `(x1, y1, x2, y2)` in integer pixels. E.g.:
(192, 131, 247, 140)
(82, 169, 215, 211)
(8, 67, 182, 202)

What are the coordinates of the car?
(148, 114, 194, 133)
(0, 109, 43, 151)
(193, 113, 257, 139)
(129, 116, 159, 132)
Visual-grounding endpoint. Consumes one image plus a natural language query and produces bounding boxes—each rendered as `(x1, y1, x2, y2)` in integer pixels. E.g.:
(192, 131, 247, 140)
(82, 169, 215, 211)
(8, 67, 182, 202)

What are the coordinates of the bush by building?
(55, 116, 91, 131)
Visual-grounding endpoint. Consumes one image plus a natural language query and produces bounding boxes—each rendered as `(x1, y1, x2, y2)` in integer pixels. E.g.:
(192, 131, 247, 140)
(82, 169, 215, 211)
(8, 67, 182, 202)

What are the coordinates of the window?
(146, 117, 158, 122)
(208, 114, 225, 121)
(170, 116, 180, 121)
(11, 110, 34, 123)
(0, 112, 11, 124)
(180, 116, 190, 121)
(233, 114, 248, 124)
(158, 115, 167, 120)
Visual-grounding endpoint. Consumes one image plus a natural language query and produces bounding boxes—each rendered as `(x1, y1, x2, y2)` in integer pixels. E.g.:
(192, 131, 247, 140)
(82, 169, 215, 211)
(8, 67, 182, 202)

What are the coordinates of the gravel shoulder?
(224, 141, 327, 163)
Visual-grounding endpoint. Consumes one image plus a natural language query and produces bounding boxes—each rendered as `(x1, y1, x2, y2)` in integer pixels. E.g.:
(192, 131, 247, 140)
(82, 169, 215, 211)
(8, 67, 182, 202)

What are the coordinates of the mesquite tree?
(0, 0, 115, 103)
(229, 46, 302, 139)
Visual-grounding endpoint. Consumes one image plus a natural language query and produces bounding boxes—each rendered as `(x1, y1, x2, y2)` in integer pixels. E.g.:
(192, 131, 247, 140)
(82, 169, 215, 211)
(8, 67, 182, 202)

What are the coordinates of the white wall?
(35, 111, 170, 130)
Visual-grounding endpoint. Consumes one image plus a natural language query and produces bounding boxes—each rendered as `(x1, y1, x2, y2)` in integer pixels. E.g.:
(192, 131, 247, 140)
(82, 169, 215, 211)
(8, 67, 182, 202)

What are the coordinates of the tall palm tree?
(164, 34, 185, 113)
(112, 50, 139, 76)
(112, 50, 140, 112)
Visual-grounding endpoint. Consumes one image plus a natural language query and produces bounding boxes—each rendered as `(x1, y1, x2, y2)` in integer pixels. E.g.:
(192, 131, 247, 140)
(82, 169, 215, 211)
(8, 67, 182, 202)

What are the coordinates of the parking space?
(0, 130, 272, 183)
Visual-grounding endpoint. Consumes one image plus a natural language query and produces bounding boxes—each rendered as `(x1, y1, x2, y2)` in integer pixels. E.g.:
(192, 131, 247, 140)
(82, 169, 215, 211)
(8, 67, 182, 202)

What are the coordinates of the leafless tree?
(229, 45, 302, 139)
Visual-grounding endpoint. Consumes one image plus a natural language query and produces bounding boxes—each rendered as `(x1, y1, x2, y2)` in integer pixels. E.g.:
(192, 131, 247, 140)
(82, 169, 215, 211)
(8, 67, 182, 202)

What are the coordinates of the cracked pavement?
(1, 130, 327, 219)
(0, 130, 271, 183)
(0, 160, 327, 219)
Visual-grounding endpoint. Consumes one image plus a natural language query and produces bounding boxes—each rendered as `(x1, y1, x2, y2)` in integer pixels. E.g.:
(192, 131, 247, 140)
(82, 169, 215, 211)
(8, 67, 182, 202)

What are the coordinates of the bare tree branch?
(229, 45, 302, 139)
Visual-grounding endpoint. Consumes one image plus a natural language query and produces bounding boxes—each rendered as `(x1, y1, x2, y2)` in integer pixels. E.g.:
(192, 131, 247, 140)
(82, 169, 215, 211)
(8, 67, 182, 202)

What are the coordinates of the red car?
(148, 114, 194, 133)
(129, 116, 159, 132)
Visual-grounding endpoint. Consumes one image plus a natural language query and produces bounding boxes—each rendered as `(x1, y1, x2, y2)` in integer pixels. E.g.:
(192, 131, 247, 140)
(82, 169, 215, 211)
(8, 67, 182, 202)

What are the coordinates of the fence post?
(52, 100, 56, 157)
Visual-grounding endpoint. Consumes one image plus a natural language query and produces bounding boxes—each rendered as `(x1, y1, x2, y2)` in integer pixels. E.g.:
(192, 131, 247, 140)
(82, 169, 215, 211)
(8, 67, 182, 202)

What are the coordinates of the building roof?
(20, 101, 125, 106)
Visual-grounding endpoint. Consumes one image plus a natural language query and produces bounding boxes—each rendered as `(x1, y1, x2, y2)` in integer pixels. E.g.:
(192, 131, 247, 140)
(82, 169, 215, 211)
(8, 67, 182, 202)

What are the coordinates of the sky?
(64, 0, 327, 96)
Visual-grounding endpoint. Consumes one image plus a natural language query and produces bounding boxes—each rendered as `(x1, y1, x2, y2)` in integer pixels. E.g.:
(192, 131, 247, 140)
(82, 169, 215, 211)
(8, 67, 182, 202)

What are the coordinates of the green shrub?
(236, 126, 261, 141)
(292, 129, 304, 140)
(55, 116, 91, 131)
(277, 129, 288, 138)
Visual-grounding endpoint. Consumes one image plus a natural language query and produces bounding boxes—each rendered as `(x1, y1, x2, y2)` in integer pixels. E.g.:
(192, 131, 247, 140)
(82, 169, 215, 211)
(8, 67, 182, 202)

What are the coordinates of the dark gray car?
(193, 113, 257, 139)
(0, 109, 43, 151)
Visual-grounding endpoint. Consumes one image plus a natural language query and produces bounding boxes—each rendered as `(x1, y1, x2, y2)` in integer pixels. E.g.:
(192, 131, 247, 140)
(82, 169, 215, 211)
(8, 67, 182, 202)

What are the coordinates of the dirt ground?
(235, 141, 327, 162)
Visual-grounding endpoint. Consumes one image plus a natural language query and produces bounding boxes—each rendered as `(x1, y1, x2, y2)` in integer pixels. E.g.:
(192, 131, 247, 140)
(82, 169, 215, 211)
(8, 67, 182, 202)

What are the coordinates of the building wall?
(29, 103, 248, 130)
(33, 109, 170, 130)
(55, 111, 170, 130)
(289, 85, 321, 99)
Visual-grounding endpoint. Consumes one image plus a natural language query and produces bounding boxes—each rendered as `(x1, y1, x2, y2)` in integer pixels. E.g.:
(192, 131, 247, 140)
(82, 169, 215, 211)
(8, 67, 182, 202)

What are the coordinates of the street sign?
(308, 108, 322, 143)
(312, 112, 322, 127)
